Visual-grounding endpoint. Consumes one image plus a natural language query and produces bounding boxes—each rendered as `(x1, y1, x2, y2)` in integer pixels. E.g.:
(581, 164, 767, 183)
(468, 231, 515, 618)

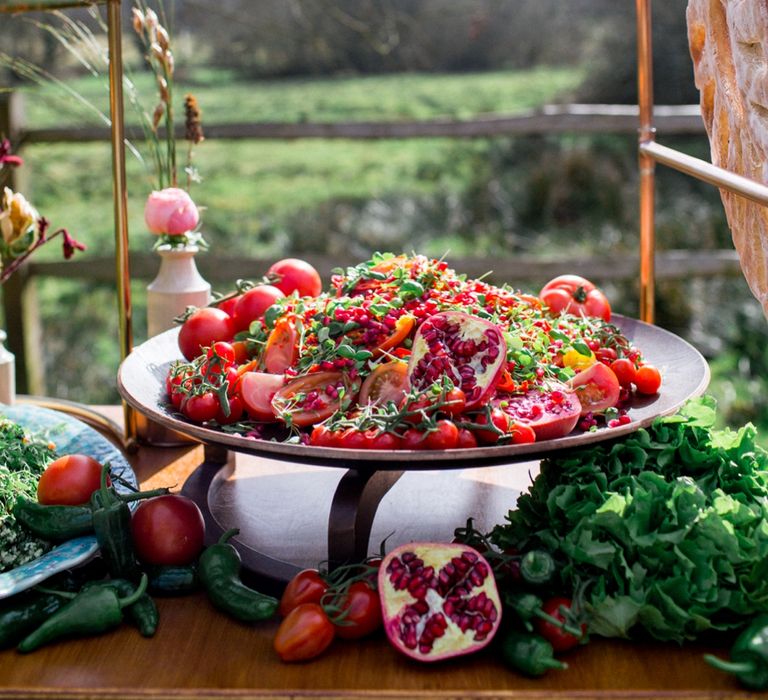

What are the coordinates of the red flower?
(61, 229, 86, 259)
(0, 139, 23, 168)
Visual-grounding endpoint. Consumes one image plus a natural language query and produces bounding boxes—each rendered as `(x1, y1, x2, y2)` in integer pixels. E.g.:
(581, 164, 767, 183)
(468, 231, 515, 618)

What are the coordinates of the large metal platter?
(118, 315, 710, 469)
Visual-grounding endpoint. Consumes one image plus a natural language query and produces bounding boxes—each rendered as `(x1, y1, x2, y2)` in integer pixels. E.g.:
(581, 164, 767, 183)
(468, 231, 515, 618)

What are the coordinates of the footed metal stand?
(180, 443, 542, 588)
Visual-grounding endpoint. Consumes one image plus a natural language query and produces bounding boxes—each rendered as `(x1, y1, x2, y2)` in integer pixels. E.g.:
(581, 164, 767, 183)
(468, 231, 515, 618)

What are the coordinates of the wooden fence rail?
(0, 91, 727, 395)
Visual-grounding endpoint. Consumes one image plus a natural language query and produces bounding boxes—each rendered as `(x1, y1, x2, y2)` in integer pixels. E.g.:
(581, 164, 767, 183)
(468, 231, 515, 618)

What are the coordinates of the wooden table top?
(0, 406, 754, 699)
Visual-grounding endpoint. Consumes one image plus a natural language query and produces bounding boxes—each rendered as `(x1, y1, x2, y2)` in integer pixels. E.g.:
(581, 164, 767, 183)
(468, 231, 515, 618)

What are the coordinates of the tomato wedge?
(263, 317, 299, 374)
(239, 371, 286, 421)
(272, 371, 356, 427)
(359, 361, 409, 406)
(374, 316, 415, 355)
(568, 362, 620, 415)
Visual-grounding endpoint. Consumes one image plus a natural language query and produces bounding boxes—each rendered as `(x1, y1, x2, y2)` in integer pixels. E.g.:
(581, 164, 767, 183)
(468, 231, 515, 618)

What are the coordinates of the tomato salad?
(165, 254, 661, 450)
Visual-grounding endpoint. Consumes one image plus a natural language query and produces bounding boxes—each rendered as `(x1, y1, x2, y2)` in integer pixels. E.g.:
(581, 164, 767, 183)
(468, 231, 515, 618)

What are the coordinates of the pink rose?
(144, 187, 199, 235)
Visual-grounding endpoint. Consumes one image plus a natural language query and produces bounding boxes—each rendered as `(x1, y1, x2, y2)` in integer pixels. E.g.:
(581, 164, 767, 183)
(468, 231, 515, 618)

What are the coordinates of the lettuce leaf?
(491, 396, 768, 643)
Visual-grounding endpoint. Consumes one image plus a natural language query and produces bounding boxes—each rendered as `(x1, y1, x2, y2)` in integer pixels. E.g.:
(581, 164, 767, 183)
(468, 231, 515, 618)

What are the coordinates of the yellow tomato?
(562, 347, 596, 372)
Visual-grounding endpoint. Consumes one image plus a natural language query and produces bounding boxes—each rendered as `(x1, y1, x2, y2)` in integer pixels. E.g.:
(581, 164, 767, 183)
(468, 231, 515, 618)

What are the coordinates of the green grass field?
(8, 65, 768, 447)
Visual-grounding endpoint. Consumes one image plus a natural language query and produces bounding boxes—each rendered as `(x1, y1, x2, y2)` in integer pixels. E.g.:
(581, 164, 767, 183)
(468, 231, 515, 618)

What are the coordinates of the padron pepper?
(82, 578, 159, 637)
(705, 615, 768, 690)
(198, 528, 278, 622)
(12, 496, 94, 542)
(17, 574, 148, 653)
(89, 465, 167, 581)
(0, 591, 65, 649)
(519, 549, 556, 587)
(148, 564, 199, 596)
(500, 630, 568, 677)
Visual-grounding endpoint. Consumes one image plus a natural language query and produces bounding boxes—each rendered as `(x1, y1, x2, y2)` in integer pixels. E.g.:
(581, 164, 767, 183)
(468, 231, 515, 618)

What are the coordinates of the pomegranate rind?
(378, 542, 502, 663)
(407, 311, 507, 411)
(498, 384, 582, 441)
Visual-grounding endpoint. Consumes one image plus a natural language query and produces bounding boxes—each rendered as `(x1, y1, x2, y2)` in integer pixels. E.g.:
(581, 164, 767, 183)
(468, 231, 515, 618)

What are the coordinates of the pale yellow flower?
(0, 187, 37, 246)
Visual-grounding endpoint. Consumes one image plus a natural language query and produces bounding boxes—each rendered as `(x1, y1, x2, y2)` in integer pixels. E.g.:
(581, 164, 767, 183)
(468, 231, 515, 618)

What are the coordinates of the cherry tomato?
(456, 427, 478, 449)
(442, 387, 467, 417)
(201, 341, 236, 377)
(273, 602, 335, 662)
(402, 427, 428, 450)
(178, 307, 235, 361)
(279, 569, 329, 617)
(239, 371, 285, 421)
(424, 419, 460, 450)
(37, 454, 105, 506)
(539, 274, 611, 322)
(231, 340, 251, 365)
(373, 315, 415, 355)
(359, 361, 409, 406)
(509, 421, 537, 444)
(130, 494, 205, 566)
(310, 425, 339, 448)
(263, 317, 299, 374)
(331, 581, 382, 640)
(166, 367, 192, 409)
(181, 391, 220, 423)
(366, 430, 403, 450)
(595, 347, 618, 365)
(635, 364, 662, 395)
(569, 362, 620, 415)
(216, 295, 240, 318)
(268, 258, 323, 298)
(337, 428, 370, 450)
(534, 597, 586, 653)
(473, 408, 511, 444)
(214, 394, 244, 425)
(232, 285, 285, 333)
(610, 358, 637, 388)
(401, 395, 434, 424)
(272, 371, 353, 427)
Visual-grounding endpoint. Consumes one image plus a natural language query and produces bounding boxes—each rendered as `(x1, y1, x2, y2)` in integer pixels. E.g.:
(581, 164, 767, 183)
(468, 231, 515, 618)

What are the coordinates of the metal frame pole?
(105, 0, 136, 445)
(636, 0, 656, 324)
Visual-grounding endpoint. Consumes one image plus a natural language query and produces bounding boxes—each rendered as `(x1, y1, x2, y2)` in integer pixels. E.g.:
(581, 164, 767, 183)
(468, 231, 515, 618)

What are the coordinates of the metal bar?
(0, 1, 104, 11)
(105, 0, 135, 447)
(636, 0, 656, 325)
(640, 140, 768, 206)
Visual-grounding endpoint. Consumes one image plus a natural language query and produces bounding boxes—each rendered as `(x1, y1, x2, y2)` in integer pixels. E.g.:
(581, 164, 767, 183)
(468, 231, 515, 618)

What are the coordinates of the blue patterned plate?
(0, 403, 135, 599)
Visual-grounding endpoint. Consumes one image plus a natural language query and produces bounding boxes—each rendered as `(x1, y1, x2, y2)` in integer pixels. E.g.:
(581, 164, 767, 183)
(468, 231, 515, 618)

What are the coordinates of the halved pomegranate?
(407, 311, 506, 410)
(498, 383, 581, 440)
(378, 542, 502, 662)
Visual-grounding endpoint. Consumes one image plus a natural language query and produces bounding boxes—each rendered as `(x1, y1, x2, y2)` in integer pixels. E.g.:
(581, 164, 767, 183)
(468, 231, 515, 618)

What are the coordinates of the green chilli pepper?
(89, 465, 167, 581)
(82, 578, 159, 638)
(500, 630, 567, 677)
(198, 529, 278, 622)
(148, 564, 199, 596)
(519, 549, 556, 587)
(17, 574, 148, 653)
(705, 615, 768, 690)
(0, 591, 65, 649)
(12, 497, 94, 542)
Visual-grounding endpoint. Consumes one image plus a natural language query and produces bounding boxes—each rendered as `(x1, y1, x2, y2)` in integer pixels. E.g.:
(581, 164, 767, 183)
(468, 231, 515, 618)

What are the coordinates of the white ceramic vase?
(0, 329, 14, 405)
(147, 245, 211, 338)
